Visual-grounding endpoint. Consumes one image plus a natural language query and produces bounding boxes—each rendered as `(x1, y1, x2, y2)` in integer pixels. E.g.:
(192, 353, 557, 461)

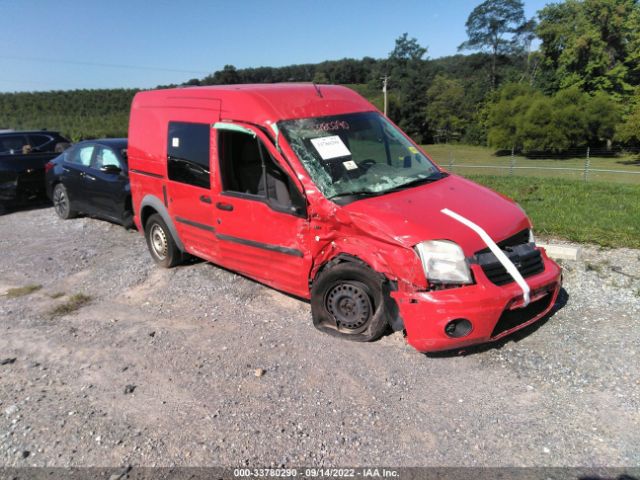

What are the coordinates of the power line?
(0, 55, 210, 75)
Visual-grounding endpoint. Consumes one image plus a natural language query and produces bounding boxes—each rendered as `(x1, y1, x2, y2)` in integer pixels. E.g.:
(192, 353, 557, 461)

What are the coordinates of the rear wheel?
(144, 213, 182, 268)
(121, 210, 134, 229)
(52, 183, 77, 220)
(311, 261, 390, 342)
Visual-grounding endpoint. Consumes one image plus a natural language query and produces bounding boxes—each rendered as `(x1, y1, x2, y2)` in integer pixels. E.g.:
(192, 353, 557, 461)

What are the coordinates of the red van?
(128, 84, 561, 353)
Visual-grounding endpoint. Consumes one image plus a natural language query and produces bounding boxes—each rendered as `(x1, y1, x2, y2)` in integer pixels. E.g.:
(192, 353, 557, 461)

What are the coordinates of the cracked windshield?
(279, 112, 444, 201)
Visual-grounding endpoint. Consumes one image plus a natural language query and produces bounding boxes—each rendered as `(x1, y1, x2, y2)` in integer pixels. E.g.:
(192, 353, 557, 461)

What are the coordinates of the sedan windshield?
(279, 112, 443, 201)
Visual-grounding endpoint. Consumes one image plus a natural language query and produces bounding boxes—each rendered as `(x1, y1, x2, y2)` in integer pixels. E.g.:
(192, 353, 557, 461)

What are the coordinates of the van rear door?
(165, 121, 218, 260)
(212, 123, 311, 298)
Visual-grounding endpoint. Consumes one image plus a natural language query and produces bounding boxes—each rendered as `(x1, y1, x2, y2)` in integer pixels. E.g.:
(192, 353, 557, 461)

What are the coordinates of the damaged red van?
(128, 84, 561, 353)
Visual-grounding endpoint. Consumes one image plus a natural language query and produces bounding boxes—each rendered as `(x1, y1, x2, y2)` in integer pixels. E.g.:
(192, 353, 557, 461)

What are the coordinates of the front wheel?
(52, 183, 77, 220)
(144, 213, 182, 268)
(311, 261, 391, 342)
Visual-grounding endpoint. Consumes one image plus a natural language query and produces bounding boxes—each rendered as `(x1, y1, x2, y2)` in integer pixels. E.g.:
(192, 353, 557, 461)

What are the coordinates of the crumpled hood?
(342, 174, 530, 255)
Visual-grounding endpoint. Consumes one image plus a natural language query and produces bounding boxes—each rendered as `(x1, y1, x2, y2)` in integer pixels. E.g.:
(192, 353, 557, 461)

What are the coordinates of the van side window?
(218, 130, 306, 215)
(167, 122, 210, 189)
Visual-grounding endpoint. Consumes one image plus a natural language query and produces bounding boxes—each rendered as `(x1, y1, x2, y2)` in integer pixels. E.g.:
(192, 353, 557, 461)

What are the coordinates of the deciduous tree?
(424, 75, 471, 142)
(459, 0, 531, 89)
(537, 0, 640, 97)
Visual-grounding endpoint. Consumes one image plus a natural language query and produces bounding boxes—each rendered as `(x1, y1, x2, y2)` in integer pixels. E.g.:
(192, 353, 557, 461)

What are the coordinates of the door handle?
(85, 173, 96, 181)
(199, 195, 212, 204)
(216, 202, 234, 211)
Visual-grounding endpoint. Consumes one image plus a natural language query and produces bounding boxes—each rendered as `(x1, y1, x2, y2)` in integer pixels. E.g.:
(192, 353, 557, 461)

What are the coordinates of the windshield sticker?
(312, 120, 350, 132)
(310, 135, 351, 160)
(408, 146, 418, 154)
(172, 137, 180, 148)
(343, 160, 358, 170)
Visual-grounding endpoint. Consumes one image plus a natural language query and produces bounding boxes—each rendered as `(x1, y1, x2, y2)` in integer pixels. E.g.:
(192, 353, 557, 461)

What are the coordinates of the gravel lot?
(0, 207, 638, 468)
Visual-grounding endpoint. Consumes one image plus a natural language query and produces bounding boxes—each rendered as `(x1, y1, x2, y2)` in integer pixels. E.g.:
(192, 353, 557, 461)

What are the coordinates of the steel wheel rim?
(325, 281, 372, 332)
(53, 186, 67, 217)
(150, 224, 168, 260)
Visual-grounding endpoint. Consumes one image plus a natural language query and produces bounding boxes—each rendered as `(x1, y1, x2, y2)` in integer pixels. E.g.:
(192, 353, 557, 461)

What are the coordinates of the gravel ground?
(0, 207, 638, 468)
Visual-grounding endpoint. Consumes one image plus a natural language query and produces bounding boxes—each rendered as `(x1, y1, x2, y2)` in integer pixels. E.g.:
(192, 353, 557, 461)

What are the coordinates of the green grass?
(465, 175, 640, 249)
(48, 293, 92, 318)
(424, 144, 640, 185)
(4, 284, 42, 298)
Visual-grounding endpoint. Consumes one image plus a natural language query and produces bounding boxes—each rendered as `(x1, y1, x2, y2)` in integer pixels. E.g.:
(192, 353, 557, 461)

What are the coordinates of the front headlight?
(414, 240, 472, 284)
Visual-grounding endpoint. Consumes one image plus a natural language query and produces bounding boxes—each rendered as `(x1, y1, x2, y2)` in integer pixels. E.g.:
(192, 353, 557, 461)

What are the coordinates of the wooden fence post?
(510, 147, 516, 176)
(583, 146, 590, 182)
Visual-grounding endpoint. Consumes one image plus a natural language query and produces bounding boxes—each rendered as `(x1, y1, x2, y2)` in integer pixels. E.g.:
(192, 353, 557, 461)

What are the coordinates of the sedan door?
(61, 144, 96, 212)
(85, 145, 128, 221)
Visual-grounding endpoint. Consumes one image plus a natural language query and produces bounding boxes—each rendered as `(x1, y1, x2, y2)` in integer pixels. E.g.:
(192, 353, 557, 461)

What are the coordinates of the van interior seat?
(265, 166, 292, 206)
(237, 139, 263, 194)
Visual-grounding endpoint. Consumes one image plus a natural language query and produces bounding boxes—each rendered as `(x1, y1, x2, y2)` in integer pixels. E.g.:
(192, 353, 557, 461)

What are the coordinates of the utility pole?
(381, 75, 389, 117)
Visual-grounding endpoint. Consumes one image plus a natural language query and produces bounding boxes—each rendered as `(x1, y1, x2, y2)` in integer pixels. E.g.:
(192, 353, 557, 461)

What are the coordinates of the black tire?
(144, 213, 182, 268)
(121, 210, 134, 229)
(311, 261, 391, 342)
(52, 183, 77, 220)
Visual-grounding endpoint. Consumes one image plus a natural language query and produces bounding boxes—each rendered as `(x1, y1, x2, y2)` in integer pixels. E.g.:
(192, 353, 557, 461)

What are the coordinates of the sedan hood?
(342, 175, 530, 255)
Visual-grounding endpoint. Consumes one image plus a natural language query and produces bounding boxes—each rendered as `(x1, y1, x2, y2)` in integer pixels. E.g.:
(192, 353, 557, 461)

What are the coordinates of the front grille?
(491, 292, 553, 338)
(477, 229, 530, 254)
(475, 243, 544, 286)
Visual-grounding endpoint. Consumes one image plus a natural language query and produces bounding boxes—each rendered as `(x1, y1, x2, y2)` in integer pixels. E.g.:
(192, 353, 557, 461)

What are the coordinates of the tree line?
(0, 89, 137, 141)
(1, 0, 638, 154)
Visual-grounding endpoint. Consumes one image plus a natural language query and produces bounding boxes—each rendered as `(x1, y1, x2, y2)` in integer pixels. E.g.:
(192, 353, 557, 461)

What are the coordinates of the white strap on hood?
(441, 208, 530, 306)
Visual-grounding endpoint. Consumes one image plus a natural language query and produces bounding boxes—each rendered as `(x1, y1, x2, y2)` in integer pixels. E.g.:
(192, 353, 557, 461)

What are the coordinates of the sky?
(0, 0, 550, 93)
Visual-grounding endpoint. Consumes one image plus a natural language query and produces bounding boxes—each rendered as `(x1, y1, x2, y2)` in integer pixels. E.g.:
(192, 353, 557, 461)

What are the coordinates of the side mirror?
(100, 164, 122, 175)
(289, 203, 307, 217)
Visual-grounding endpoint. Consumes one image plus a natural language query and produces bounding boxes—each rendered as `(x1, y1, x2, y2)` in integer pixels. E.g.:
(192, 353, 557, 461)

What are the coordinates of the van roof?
(132, 83, 376, 124)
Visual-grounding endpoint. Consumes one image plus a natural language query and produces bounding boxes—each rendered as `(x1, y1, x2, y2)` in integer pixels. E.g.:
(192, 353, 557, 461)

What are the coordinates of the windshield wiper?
(328, 190, 386, 201)
(385, 171, 448, 193)
(328, 172, 448, 202)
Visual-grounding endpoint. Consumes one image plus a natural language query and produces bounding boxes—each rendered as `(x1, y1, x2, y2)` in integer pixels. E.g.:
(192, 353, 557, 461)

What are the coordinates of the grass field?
(424, 144, 640, 185)
(465, 175, 640, 249)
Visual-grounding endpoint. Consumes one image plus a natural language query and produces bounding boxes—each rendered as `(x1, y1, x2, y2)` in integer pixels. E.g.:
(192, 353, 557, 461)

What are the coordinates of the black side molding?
(217, 233, 303, 257)
(175, 216, 216, 233)
(173, 218, 303, 257)
(130, 169, 164, 179)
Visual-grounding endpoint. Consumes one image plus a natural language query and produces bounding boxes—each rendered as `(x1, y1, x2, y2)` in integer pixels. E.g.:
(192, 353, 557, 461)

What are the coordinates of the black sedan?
(45, 139, 132, 227)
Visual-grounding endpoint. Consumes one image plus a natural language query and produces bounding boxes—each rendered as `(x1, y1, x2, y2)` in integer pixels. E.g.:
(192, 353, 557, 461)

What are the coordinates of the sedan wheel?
(52, 184, 76, 220)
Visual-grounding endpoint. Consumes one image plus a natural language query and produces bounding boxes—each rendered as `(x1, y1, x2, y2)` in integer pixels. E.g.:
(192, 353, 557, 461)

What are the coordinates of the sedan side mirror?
(100, 164, 122, 175)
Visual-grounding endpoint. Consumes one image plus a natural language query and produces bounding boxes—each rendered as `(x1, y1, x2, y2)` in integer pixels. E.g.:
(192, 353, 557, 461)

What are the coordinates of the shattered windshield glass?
(279, 112, 443, 201)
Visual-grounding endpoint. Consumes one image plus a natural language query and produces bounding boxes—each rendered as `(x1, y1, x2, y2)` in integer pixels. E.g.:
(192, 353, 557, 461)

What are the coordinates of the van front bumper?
(392, 251, 562, 353)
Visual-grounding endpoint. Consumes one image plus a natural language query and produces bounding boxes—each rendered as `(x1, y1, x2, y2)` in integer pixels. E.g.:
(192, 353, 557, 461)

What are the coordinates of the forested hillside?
(1, 0, 639, 154)
(0, 52, 519, 143)
(0, 89, 137, 141)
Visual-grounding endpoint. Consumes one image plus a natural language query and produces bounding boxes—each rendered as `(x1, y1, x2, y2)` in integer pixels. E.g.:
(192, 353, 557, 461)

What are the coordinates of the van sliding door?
(165, 121, 218, 261)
